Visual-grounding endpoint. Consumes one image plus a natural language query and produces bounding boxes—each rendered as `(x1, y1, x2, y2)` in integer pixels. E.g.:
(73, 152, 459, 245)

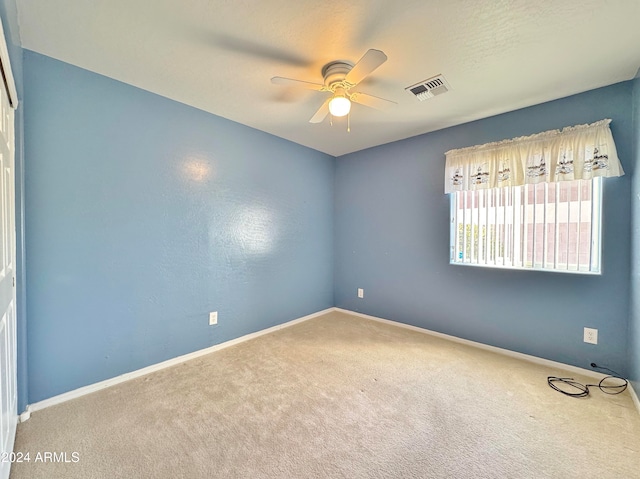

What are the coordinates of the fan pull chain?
(347, 112, 350, 133)
(330, 114, 333, 127)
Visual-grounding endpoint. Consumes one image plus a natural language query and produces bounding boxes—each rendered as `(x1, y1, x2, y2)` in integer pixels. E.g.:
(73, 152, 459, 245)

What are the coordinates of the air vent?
(406, 75, 451, 101)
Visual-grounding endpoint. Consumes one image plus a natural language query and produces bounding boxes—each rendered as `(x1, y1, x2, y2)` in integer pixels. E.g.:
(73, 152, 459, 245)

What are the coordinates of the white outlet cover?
(209, 311, 218, 325)
(583, 327, 598, 345)
(357, 288, 364, 298)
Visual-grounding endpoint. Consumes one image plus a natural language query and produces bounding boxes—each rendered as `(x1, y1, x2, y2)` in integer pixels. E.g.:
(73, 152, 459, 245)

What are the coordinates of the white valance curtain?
(444, 119, 624, 194)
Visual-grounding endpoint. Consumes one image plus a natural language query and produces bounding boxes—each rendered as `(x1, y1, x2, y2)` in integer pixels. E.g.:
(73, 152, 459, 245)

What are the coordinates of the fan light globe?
(329, 95, 351, 117)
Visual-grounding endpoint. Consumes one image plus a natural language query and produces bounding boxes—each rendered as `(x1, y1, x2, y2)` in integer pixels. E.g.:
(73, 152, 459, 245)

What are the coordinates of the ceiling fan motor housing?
(322, 61, 354, 89)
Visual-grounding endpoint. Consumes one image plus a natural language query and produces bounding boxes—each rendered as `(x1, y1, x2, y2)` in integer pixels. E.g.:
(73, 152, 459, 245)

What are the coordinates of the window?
(450, 178, 602, 273)
(444, 119, 624, 275)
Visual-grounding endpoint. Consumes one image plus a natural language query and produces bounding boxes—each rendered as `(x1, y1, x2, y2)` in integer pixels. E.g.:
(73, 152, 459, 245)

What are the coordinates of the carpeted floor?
(10, 311, 640, 478)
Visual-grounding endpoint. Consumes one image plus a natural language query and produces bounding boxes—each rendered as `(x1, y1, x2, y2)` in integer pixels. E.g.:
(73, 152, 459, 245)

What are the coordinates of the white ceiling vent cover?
(406, 75, 451, 101)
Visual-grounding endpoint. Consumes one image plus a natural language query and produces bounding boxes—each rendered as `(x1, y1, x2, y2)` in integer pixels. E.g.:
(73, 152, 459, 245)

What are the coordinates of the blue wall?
(630, 76, 640, 391)
(23, 51, 335, 403)
(335, 82, 633, 375)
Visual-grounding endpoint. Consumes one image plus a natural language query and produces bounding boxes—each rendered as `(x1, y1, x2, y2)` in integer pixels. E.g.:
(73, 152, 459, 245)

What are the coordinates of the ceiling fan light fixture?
(328, 95, 351, 117)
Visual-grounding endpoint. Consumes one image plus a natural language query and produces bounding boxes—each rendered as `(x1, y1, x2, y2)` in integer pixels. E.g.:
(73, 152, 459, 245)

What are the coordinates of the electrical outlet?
(357, 288, 364, 299)
(209, 311, 218, 326)
(584, 327, 598, 345)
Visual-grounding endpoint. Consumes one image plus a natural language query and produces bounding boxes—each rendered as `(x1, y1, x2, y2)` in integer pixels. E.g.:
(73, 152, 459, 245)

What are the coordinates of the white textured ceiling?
(13, 0, 640, 156)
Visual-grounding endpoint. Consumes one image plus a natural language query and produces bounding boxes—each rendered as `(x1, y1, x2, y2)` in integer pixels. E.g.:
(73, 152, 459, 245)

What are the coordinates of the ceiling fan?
(271, 49, 396, 127)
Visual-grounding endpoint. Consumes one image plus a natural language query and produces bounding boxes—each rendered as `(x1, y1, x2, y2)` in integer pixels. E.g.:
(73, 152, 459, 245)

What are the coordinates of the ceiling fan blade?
(271, 77, 325, 91)
(345, 49, 388, 85)
(350, 92, 397, 110)
(309, 98, 331, 123)
(210, 33, 311, 67)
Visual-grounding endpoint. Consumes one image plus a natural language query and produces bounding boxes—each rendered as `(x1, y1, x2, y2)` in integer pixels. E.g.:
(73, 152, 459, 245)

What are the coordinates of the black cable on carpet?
(547, 363, 628, 398)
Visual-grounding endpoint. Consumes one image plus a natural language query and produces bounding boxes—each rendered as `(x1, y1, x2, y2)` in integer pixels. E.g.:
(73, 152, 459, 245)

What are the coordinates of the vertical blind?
(450, 180, 601, 272)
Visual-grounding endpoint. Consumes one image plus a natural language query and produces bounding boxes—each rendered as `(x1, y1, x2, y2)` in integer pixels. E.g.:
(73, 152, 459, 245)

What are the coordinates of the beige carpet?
(10, 311, 640, 478)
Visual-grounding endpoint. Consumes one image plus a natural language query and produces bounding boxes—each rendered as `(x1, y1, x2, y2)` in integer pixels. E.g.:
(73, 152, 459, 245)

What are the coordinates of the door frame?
(0, 13, 19, 479)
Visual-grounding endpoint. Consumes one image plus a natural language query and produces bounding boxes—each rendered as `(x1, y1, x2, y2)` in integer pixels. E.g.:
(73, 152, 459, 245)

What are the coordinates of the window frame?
(449, 178, 603, 275)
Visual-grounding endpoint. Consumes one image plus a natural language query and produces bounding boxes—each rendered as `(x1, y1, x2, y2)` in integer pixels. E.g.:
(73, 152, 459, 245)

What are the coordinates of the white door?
(0, 18, 17, 479)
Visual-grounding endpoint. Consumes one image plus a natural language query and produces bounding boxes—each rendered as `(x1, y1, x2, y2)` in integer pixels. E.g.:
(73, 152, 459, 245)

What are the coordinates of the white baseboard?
(23, 307, 336, 417)
(23, 306, 637, 418)
(335, 308, 609, 380)
(18, 406, 30, 423)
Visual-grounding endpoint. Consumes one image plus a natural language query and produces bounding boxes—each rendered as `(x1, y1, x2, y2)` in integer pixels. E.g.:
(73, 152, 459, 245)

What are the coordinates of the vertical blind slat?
(576, 181, 582, 270)
(566, 185, 571, 271)
(554, 182, 559, 270)
(543, 183, 548, 269)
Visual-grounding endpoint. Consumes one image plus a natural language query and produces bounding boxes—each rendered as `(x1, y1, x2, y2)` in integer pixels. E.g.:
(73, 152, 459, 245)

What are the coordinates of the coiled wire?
(547, 363, 627, 398)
